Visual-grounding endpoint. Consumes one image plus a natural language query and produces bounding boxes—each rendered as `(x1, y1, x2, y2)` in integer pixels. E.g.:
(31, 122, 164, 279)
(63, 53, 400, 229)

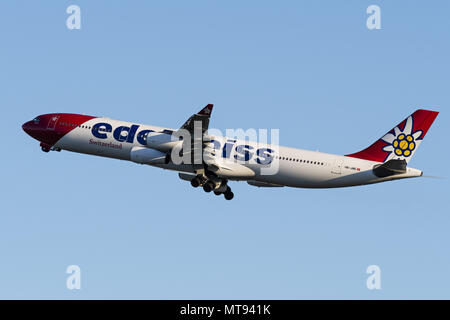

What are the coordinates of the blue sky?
(0, 1, 449, 299)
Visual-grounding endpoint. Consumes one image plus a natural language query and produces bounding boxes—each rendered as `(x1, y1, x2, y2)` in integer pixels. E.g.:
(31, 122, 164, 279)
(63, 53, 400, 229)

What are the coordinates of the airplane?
(22, 105, 438, 200)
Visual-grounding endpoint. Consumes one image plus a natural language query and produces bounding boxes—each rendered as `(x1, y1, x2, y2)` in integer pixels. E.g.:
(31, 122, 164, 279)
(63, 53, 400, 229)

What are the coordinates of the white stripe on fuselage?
(54, 117, 422, 188)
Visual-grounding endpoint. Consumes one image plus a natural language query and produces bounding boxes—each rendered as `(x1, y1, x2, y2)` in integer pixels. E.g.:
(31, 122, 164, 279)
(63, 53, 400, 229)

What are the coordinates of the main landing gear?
(210, 185, 234, 200)
(223, 187, 234, 200)
(190, 176, 202, 188)
(190, 175, 234, 200)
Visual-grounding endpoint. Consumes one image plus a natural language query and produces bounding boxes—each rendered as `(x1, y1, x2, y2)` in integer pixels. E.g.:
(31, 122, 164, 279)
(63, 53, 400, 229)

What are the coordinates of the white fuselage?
(53, 117, 423, 188)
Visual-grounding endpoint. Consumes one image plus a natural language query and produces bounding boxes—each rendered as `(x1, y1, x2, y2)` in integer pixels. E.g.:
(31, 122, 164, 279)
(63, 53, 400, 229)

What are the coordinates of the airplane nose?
(23, 115, 61, 147)
(22, 118, 45, 141)
(22, 121, 33, 135)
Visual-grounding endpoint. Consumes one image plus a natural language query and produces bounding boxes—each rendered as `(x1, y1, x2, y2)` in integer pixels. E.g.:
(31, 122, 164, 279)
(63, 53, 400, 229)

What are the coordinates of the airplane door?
(47, 115, 60, 130)
(331, 158, 343, 174)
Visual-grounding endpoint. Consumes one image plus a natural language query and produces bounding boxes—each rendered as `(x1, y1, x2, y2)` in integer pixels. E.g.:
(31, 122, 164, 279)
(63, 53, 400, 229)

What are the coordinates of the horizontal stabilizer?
(372, 159, 407, 178)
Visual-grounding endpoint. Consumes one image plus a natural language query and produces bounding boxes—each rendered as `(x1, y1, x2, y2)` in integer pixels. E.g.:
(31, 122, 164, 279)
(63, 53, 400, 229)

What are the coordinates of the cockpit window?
(33, 117, 40, 124)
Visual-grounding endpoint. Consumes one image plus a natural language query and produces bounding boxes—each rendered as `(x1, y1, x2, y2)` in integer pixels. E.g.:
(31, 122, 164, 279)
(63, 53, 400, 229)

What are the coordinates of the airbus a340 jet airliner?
(22, 105, 438, 200)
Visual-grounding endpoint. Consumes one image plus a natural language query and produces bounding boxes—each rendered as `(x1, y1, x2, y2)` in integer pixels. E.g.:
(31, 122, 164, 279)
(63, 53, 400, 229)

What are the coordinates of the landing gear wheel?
(224, 190, 234, 200)
(224, 187, 234, 200)
(41, 146, 50, 153)
(190, 177, 201, 188)
(214, 191, 221, 196)
(203, 181, 215, 193)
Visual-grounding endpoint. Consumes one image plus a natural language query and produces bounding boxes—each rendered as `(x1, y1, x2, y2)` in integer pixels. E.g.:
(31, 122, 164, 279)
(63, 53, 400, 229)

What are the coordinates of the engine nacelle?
(146, 132, 181, 152)
(208, 161, 256, 179)
(130, 146, 168, 165)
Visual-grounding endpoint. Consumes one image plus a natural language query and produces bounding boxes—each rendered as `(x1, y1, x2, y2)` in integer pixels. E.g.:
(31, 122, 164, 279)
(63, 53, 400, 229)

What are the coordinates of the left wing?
(174, 104, 213, 172)
(178, 104, 213, 134)
(175, 104, 256, 180)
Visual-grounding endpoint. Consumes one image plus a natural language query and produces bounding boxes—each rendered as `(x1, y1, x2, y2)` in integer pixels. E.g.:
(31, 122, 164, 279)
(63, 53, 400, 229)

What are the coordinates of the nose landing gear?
(40, 142, 51, 152)
(40, 143, 61, 153)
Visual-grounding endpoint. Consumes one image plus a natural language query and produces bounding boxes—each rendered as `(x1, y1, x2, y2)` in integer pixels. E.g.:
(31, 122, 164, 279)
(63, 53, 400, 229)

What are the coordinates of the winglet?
(197, 104, 213, 116)
(178, 104, 214, 134)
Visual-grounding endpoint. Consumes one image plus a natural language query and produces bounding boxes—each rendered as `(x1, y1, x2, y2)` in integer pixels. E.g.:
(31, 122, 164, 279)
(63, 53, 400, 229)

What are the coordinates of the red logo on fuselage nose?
(47, 116, 60, 130)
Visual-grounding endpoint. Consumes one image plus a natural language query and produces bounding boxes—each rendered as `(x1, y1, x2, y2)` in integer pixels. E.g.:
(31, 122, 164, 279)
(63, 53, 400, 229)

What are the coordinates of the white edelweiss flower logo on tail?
(381, 116, 422, 161)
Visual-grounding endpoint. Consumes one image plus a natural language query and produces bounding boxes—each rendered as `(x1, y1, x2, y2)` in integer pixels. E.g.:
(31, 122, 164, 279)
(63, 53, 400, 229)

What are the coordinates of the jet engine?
(146, 132, 182, 152)
(130, 146, 168, 165)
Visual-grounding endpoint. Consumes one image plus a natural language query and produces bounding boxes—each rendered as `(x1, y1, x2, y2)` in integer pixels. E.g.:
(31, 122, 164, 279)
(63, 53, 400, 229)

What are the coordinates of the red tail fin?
(346, 109, 439, 163)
